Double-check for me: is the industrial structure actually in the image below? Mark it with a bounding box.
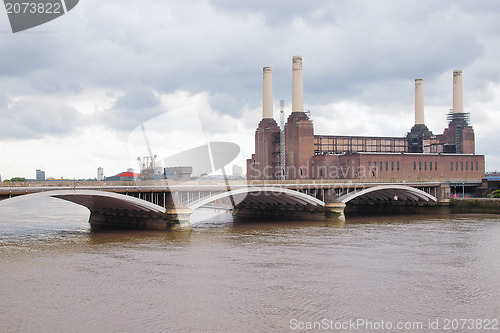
[164,166,193,181]
[247,56,485,181]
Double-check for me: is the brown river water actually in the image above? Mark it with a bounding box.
[0,196,499,332]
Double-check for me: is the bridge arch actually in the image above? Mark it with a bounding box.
[0,189,167,213]
[0,190,191,231]
[339,185,437,204]
[47,190,167,213]
[188,186,325,210]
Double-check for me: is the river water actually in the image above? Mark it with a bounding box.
[0,196,499,333]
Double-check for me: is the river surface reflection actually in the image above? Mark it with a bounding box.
[1,197,499,332]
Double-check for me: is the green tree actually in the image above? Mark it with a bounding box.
[4,177,27,182]
[493,189,500,198]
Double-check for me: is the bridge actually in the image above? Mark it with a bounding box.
[0,179,456,230]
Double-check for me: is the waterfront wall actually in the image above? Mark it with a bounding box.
[450,198,500,214]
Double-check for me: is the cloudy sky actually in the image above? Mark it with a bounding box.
[1,0,500,180]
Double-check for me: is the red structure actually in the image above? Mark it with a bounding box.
[247,57,485,181]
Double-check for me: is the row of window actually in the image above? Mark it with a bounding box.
[413,161,479,172]
[450,161,479,172]
[368,161,400,171]
[413,161,438,171]
[367,161,480,172]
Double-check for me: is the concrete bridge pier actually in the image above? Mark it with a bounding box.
[88,206,192,231]
[437,184,451,205]
[324,188,346,220]
[165,206,192,231]
[233,204,328,221]
[325,202,346,220]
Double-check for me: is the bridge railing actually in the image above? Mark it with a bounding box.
[0,177,484,188]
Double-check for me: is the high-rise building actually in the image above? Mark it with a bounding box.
[232,165,243,177]
[97,167,104,181]
[36,169,45,181]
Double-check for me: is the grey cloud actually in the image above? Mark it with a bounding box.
[113,87,158,111]
[99,87,164,132]
[0,35,61,77]
[208,0,330,25]
[0,97,80,139]
[208,92,256,117]
[1,0,500,131]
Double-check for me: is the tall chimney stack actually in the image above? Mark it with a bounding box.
[263,67,273,119]
[415,78,424,125]
[292,56,304,113]
[453,70,464,113]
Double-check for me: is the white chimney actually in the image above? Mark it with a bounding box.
[292,56,304,113]
[453,70,464,113]
[415,79,424,125]
[263,67,273,119]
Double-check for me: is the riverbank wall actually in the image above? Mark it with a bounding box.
[450,198,500,214]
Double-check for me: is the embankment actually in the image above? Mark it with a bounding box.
[450,198,500,214]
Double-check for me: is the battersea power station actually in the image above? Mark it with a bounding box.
[247,56,485,181]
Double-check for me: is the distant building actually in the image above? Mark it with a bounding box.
[232,165,243,177]
[97,167,104,181]
[36,169,45,181]
[164,167,192,181]
[154,166,164,179]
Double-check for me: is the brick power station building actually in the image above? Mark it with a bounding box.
[247,56,485,181]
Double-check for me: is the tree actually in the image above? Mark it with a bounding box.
[4,177,27,182]
[493,189,500,198]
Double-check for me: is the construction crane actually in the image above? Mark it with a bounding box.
[137,124,158,180]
